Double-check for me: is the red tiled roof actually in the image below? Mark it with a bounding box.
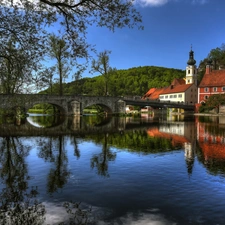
[143,78,193,99]
[160,83,193,95]
[171,78,185,86]
[150,87,167,99]
[142,87,167,100]
[142,88,156,98]
[199,70,225,87]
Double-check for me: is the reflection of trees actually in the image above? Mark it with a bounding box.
[69,136,80,159]
[86,130,180,154]
[0,137,45,224]
[0,137,30,202]
[91,134,116,177]
[37,137,56,162]
[36,136,70,193]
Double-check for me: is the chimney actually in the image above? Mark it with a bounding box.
[206,58,212,74]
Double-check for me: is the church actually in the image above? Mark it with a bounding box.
[142,48,198,105]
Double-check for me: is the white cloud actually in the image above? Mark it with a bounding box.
[135,0,209,7]
[136,0,169,6]
[191,0,208,4]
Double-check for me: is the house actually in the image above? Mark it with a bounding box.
[142,48,198,105]
[198,59,225,103]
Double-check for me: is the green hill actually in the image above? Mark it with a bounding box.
[42,66,185,96]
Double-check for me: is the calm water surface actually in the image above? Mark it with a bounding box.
[0,114,225,224]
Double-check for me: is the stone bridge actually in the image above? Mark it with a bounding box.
[0,94,195,115]
[0,94,126,115]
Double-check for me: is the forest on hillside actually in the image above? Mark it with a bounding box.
[41,66,185,97]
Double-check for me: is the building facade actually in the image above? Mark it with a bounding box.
[198,60,225,103]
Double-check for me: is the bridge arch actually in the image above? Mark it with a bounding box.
[25,101,66,114]
[80,97,116,115]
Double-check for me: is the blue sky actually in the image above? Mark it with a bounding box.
[83,0,225,77]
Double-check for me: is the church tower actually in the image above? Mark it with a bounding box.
[186,46,197,85]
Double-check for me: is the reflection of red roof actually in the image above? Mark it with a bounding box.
[197,122,225,160]
[160,83,193,95]
[198,142,225,160]
[147,127,189,146]
[199,70,225,87]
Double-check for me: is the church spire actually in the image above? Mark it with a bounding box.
[186,46,197,85]
[187,45,196,66]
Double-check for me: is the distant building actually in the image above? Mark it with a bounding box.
[142,48,198,105]
[198,59,225,103]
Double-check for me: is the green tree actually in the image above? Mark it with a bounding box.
[0,4,46,93]
[0,40,35,94]
[205,94,225,113]
[91,50,116,96]
[208,45,225,69]
[48,35,72,96]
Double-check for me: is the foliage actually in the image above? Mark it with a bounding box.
[0,4,46,93]
[198,43,225,76]
[1,0,142,59]
[91,50,116,96]
[208,44,225,69]
[207,94,225,113]
[199,94,225,113]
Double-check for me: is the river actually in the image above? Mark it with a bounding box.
[0,114,225,225]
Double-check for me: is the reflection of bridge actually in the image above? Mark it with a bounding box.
[0,116,158,137]
[0,94,195,115]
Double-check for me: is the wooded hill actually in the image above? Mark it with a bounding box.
[42,66,185,97]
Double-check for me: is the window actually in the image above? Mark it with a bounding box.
[204,87,208,92]
[174,95,177,98]
[170,95,173,98]
[178,94,182,98]
[222,87,225,91]
[204,95,208,100]
[213,87,217,92]
[160,96,164,99]
[165,95,168,99]
[188,70,190,74]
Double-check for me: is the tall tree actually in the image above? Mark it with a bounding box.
[0,5,46,93]
[48,35,72,96]
[0,39,36,94]
[91,50,116,96]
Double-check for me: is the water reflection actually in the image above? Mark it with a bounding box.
[0,136,45,224]
[1,114,225,224]
[27,114,65,128]
[91,134,116,177]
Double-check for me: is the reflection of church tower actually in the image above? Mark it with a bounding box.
[186,46,197,85]
[184,142,195,176]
